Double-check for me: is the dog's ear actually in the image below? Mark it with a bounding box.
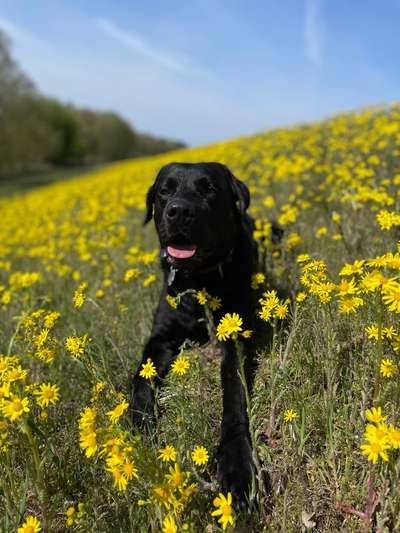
[143,183,156,225]
[230,174,250,214]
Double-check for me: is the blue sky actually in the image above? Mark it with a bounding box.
[0,0,399,145]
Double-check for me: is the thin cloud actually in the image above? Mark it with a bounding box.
[0,16,45,48]
[95,17,210,78]
[304,0,324,68]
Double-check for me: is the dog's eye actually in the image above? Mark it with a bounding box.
[195,178,214,196]
[159,178,177,197]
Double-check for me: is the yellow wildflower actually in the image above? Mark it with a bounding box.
[211,492,235,530]
[158,445,177,463]
[380,359,398,378]
[284,409,298,422]
[34,383,60,408]
[191,445,209,466]
[2,395,30,421]
[171,355,190,376]
[107,400,129,424]
[17,516,42,533]
[139,358,157,379]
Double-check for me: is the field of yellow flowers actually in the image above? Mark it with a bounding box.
[1,105,400,532]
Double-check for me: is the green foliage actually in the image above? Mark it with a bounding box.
[0,30,185,179]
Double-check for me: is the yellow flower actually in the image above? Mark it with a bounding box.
[382,279,400,313]
[66,506,75,518]
[383,326,396,339]
[284,409,298,422]
[216,313,243,341]
[79,432,98,458]
[2,395,30,421]
[34,328,50,348]
[5,365,27,382]
[65,334,90,358]
[165,463,185,488]
[263,195,275,208]
[166,295,178,309]
[0,382,10,400]
[44,311,60,329]
[158,445,177,463]
[251,272,266,289]
[143,274,156,287]
[360,439,390,463]
[79,406,97,431]
[365,406,387,424]
[91,381,105,401]
[122,459,138,480]
[196,288,209,305]
[211,492,235,530]
[73,282,88,309]
[315,226,328,238]
[387,424,400,449]
[17,515,42,533]
[336,278,359,297]
[139,358,157,379]
[286,232,302,249]
[338,296,364,314]
[275,300,289,319]
[107,400,129,424]
[361,270,386,292]
[78,407,97,457]
[191,445,209,466]
[380,359,398,378]
[297,253,311,263]
[376,209,400,230]
[365,324,379,340]
[124,268,140,282]
[171,355,190,376]
[162,514,177,533]
[296,292,307,303]
[107,465,128,491]
[339,260,365,276]
[34,383,60,408]
[259,290,290,321]
[152,484,171,507]
[364,423,388,443]
[209,296,222,311]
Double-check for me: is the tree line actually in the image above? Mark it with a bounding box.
[0,30,185,178]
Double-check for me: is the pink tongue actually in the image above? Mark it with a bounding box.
[167,245,196,259]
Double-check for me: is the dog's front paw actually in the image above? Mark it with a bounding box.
[129,378,155,430]
[217,434,255,506]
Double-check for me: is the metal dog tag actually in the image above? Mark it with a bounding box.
[168,267,177,286]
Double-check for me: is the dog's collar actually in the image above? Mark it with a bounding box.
[160,247,233,287]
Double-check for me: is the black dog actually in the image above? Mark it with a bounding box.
[130,162,272,503]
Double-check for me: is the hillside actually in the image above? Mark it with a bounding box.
[0,29,185,179]
[1,105,400,532]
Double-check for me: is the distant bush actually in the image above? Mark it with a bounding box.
[0,30,185,178]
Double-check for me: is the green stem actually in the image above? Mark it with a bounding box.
[236,342,264,501]
[21,419,49,531]
[373,295,384,403]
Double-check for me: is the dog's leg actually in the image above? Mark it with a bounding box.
[217,341,256,505]
[130,294,206,429]
[129,333,182,428]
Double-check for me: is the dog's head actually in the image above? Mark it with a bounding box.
[144,162,250,271]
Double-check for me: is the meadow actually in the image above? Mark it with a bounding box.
[1,105,400,532]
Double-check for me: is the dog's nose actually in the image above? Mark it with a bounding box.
[166,202,194,222]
